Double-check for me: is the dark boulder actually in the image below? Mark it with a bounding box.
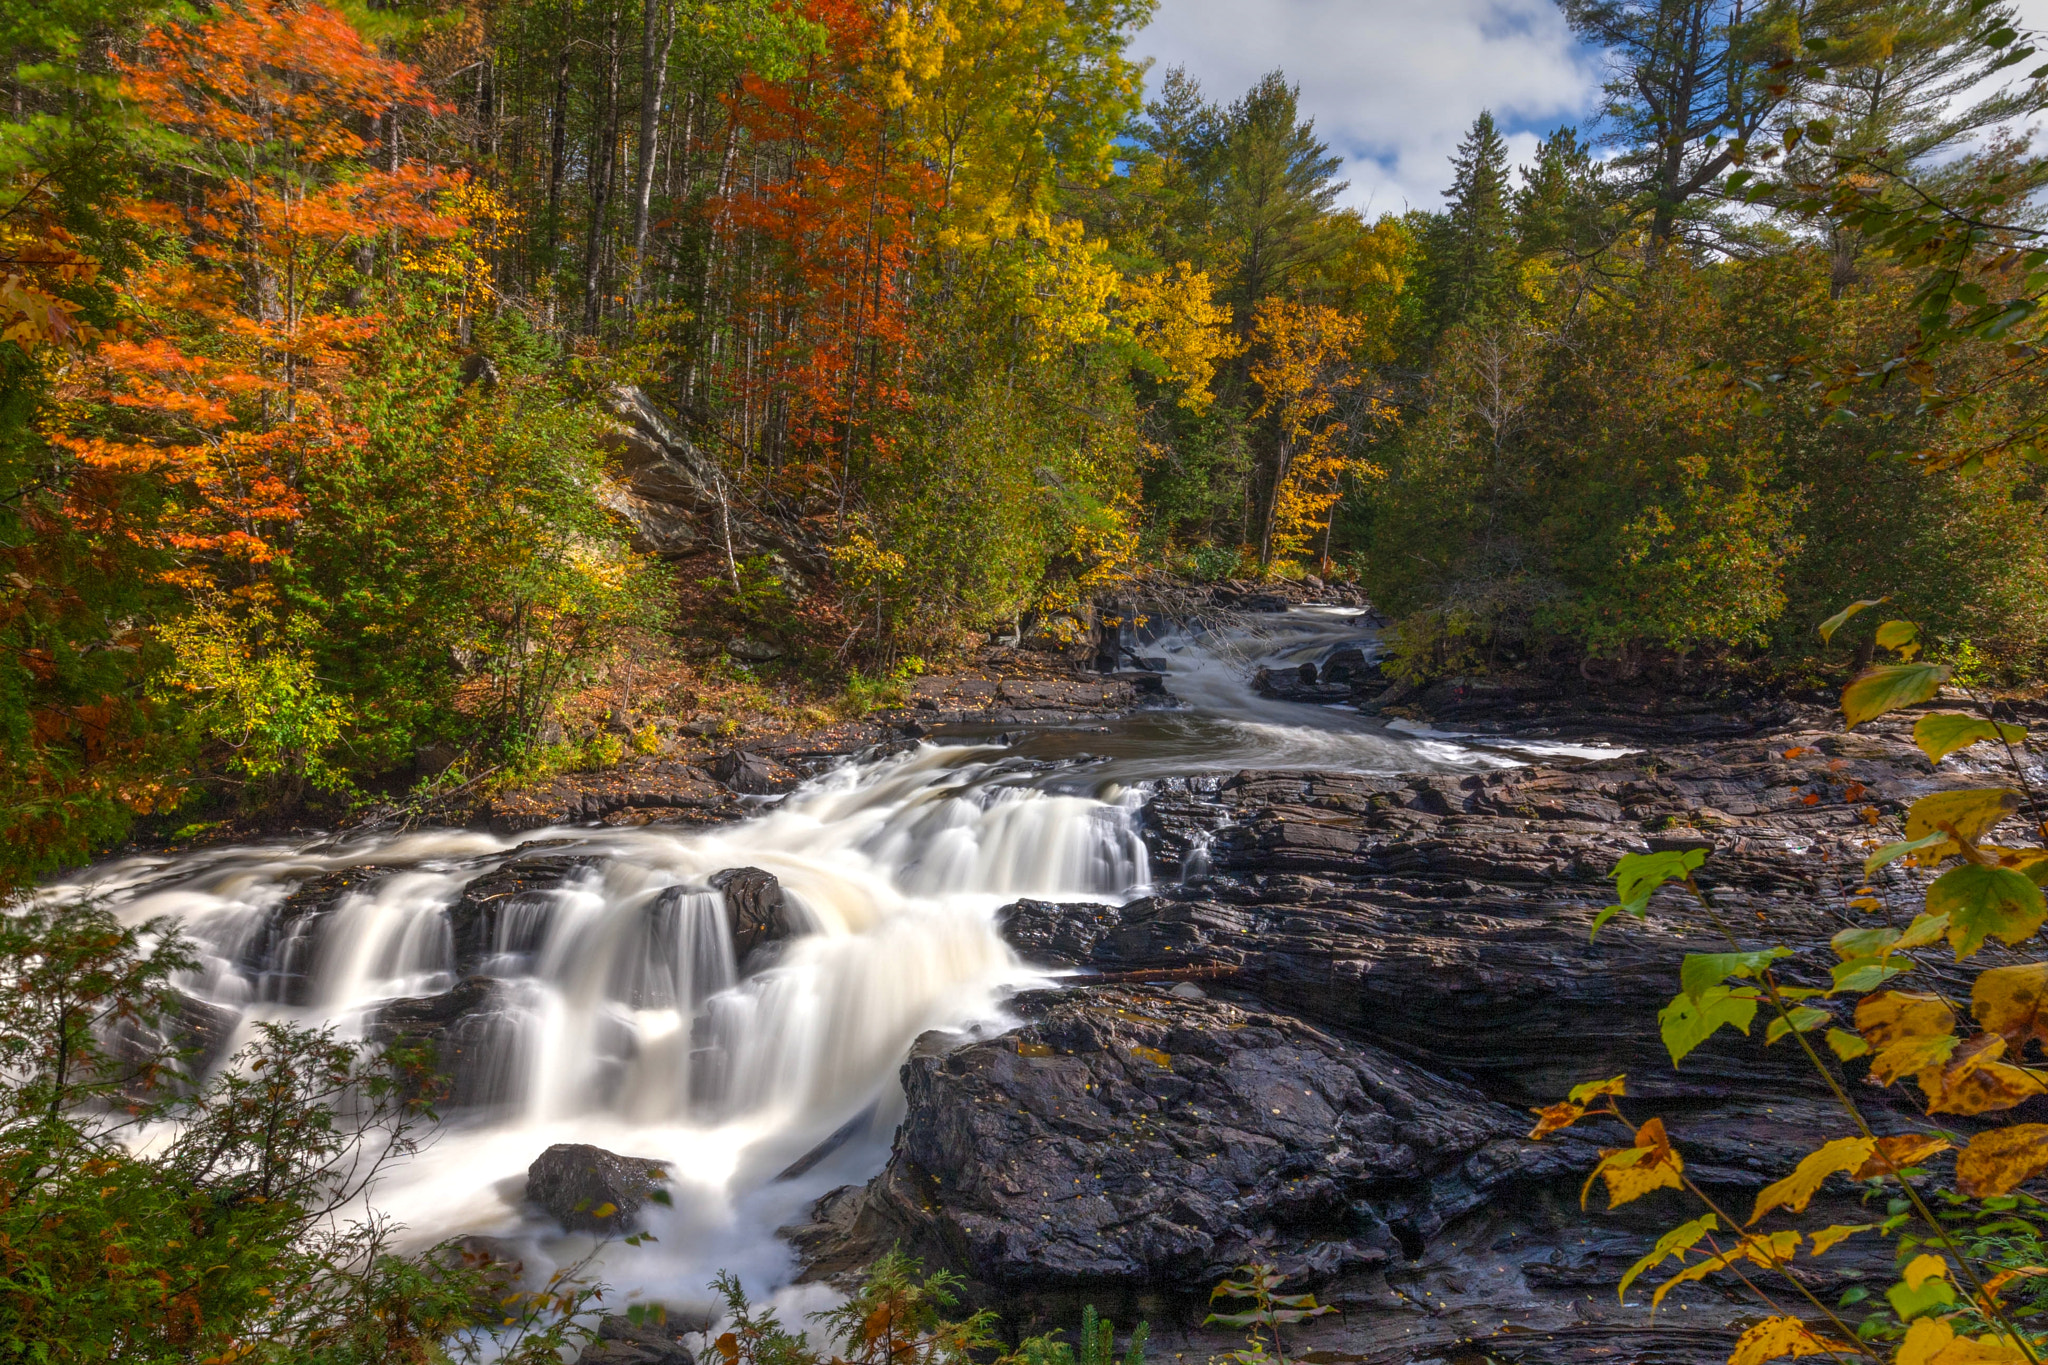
[710,867,794,959]
[577,1316,697,1365]
[245,868,390,1005]
[369,977,520,1107]
[448,854,596,976]
[790,984,1550,1292]
[710,747,800,795]
[526,1144,669,1233]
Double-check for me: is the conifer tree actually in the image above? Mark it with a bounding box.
[1211,71,1347,334]
[1423,110,1516,333]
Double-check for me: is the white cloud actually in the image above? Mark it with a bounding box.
[1130,0,1603,216]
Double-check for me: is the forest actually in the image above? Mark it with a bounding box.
[8,0,2048,1359]
[5,0,2048,871]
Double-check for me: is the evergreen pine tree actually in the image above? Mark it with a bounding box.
[1212,71,1347,331]
[1424,110,1516,333]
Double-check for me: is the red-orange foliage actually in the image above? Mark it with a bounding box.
[710,0,936,501]
[58,0,458,594]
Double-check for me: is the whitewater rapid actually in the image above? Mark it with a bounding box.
[40,611,1627,1318]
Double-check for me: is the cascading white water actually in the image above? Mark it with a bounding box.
[42,742,1150,1309]
[36,609,1627,1316]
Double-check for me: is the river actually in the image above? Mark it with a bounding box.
[41,609,1624,1321]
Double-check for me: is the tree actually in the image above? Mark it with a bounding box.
[1247,297,1379,568]
[1560,0,1863,248]
[0,902,607,1362]
[1423,110,1518,332]
[1211,72,1346,338]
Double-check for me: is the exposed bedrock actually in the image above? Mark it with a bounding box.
[790,718,2025,1362]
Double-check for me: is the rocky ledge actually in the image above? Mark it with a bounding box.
[787,707,2047,1364]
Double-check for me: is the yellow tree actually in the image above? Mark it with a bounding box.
[1248,297,1387,570]
[878,0,1147,241]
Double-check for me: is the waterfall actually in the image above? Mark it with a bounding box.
[39,743,1147,1305]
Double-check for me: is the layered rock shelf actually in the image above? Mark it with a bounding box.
[784,710,2044,1365]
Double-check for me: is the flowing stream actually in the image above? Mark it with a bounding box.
[42,610,1625,1317]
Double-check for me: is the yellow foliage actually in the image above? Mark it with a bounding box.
[1954,1124,2048,1197]
[1748,1137,1877,1224]
[1117,262,1236,410]
[1897,1317,2035,1365]
[1652,1230,1804,1307]
[1724,1315,1852,1365]
[1583,1116,1685,1209]
[1010,217,1119,361]
[1249,297,1391,562]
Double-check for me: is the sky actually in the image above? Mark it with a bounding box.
[1130,0,2048,217]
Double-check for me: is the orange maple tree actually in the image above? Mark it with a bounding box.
[709,0,937,504]
[58,0,459,597]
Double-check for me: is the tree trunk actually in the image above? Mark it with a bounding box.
[629,0,676,305]
[582,3,622,333]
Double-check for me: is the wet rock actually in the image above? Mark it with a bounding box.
[369,977,519,1107]
[598,386,721,556]
[710,748,800,795]
[1251,666,1353,704]
[483,763,740,832]
[710,866,794,960]
[794,984,1558,1293]
[244,868,390,1006]
[577,1316,697,1365]
[448,855,597,976]
[526,1143,669,1233]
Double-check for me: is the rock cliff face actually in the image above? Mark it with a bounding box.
[789,715,2030,1363]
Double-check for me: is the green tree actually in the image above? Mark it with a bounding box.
[1211,71,1347,339]
[0,901,606,1362]
[1422,109,1518,332]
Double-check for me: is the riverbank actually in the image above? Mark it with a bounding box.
[784,698,2044,1365]
[71,602,2048,1365]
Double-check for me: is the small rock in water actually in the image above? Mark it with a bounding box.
[709,747,798,794]
[577,1315,697,1365]
[526,1144,668,1233]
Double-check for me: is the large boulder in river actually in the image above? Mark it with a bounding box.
[787,984,1555,1294]
[710,867,794,959]
[526,1143,669,1233]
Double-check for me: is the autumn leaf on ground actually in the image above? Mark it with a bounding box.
[1954,1124,2048,1197]
[1915,712,2029,765]
[1583,1116,1684,1210]
[1725,1315,1853,1365]
[1748,1137,1876,1223]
